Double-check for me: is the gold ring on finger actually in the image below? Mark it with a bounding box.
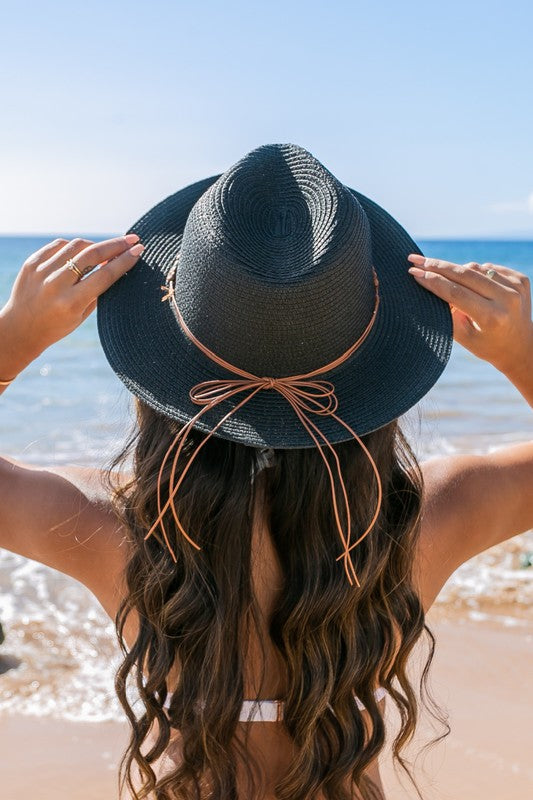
[486,268,496,279]
[65,258,84,280]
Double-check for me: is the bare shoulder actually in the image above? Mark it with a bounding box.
[416,441,533,611]
[50,462,133,505]
[0,456,133,617]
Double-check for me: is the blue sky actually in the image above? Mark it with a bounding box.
[0,0,531,238]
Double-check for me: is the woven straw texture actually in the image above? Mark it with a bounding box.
[97,143,453,448]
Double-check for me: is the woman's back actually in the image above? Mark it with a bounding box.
[134,471,389,799]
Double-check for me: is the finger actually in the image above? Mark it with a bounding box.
[74,234,141,274]
[449,305,484,349]
[407,255,512,299]
[467,261,519,290]
[74,243,145,303]
[47,234,140,283]
[409,254,524,291]
[478,261,530,290]
[24,238,70,270]
[407,266,493,326]
[37,238,95,277]
[80,298,97,321]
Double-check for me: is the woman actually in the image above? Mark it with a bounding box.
[0,144,531,800]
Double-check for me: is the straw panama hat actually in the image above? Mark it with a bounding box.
[97,143,453,449]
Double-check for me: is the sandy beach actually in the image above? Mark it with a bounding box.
[1,613,531,800]
[380,614,533,799]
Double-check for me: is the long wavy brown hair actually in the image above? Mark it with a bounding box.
[105,397,449,800]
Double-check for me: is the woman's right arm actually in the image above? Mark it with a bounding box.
[0,236,143,593]
[407,255,533,610]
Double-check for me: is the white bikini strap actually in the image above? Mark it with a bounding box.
[163,689,387,720]
[239,699,284,722]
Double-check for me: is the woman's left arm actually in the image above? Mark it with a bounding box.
[0,235,143,600]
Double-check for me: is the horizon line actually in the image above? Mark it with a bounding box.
[0,232,532,242]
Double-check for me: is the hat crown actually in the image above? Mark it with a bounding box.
[173,143,377,376]
[98,141,453,447]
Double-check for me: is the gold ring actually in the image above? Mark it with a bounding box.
[65,258,84,280]
[486,268,496,279]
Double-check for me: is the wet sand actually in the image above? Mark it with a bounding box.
[1,615,532,799]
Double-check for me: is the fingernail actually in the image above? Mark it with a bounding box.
[125,233,140,244]
[407,254,426,265]
[408,267,426,276]
[128,243,145,256]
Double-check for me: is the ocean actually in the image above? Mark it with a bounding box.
[0,236,531,721]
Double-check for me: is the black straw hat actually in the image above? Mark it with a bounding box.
[97,143,453,449]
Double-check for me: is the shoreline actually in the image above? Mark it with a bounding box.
[1,614,532,799]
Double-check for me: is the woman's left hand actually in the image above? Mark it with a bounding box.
[407,253,532,377]
[0,234,144,380]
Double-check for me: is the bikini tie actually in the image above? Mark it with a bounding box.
[145,266,382,588]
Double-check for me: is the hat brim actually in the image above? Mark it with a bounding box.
[97,175,453,448]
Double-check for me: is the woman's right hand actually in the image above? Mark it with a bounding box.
[406,254,532,380]
[0,234,144,383]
